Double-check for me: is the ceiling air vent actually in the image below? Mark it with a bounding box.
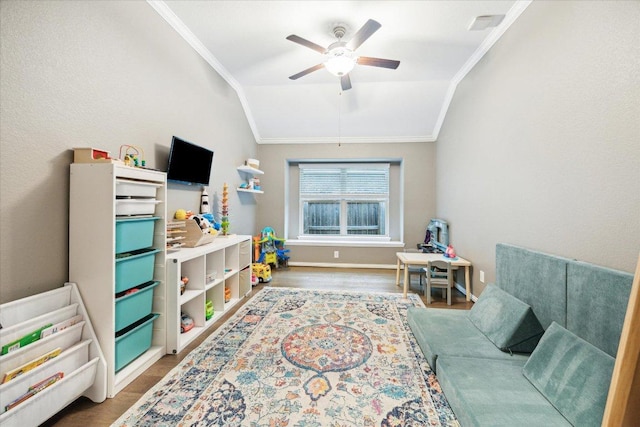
[468,14,505,31]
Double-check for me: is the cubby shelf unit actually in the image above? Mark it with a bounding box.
[166,235,252,354]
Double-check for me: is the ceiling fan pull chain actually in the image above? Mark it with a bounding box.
[338,91,342,147]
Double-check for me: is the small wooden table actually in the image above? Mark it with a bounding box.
[396,252,472,300]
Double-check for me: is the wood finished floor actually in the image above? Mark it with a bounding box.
[44,266,473,426]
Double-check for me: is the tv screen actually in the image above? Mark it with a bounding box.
[166,136,214,186]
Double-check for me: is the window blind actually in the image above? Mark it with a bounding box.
[299,164,390,197]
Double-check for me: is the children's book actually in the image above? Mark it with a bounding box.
[1,347,62,384]
[4,372,64,411]
[39,315,83,338]
[1,324,52,355]
[28,371,64,392]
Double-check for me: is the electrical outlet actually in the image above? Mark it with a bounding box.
[334,251,339,258]
[480,270,485,283]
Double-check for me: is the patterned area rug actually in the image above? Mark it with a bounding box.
[114,287,458,426]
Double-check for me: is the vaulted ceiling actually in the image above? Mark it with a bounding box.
[150,1,530,144]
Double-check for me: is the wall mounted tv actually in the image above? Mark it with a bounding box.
[166,136,214,186]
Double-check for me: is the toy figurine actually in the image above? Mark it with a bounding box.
[444,245,457,258]
[180,276,189,295]
[200,188,210,214]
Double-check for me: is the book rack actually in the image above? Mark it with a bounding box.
[0,283,106,426]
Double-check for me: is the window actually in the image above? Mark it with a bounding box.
[299,163,390,239]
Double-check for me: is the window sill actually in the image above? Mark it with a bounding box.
[286,239,405,248]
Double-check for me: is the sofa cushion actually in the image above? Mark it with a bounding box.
[437,356,571,426]
[407,307,528,374]
[566,261,633,357]
[522,322,615,427]
[496,243,569,328]
[468,285,545,353]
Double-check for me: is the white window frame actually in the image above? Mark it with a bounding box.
[298,163,391,242]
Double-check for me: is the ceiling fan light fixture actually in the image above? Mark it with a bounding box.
[325,56,356,76]
[324,46,356,76]
[287,19,399,88]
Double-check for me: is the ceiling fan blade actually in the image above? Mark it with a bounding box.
[289,63,324,80]
[340,74,352,91]
[286,35,326,54]
[347,19,382,51]
[357,56,400,69]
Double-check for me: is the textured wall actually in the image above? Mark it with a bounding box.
[0,1,257,302]
[436,1,640,296]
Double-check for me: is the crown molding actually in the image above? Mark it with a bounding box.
[147,0,262,142]
[258,135,436,145]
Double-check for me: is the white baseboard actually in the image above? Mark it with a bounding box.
[454,283,478,302]
[288,261,398,269]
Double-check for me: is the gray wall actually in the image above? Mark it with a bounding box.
[257,142,435,265]
[0,1,257,303]
[436,1,640,296]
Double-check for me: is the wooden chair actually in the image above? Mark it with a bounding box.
[425,260,453,305]
[405,249,426,291]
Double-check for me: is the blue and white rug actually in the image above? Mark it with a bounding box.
[114,287,458,426]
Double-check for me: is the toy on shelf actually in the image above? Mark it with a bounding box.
[200,188,210,214]
[73,147,119,164]
[182,218,217,247]
[179,276,189,295]
[253,227,289,269]
[119,144,146,167]
[224,286,231,303]
[221,183,230,235]
[180,312,194,333]
[205,300,214,320]
[174,209,220,248]
[167,220,187,251]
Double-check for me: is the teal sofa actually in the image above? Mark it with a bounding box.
[408,244,633,426]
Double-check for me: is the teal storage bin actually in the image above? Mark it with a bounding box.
[115,217,159,254]
[115,313,159,371]
[115,281,159,332]
[115,248,160,293]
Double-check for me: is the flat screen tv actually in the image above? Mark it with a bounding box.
[166,136,214,186]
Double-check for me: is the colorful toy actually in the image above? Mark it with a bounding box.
[444,245,457,259]
[425,218,449,253]
[205,300,214,320]
[252,263,272,283]
[180,276,189,295]
[119,144,146,167]
[254,227,289,268]
[180,312,194,333]
[224,286,231,302]
[221,183,230,235]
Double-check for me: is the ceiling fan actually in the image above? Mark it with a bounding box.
[286,19,400,91]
